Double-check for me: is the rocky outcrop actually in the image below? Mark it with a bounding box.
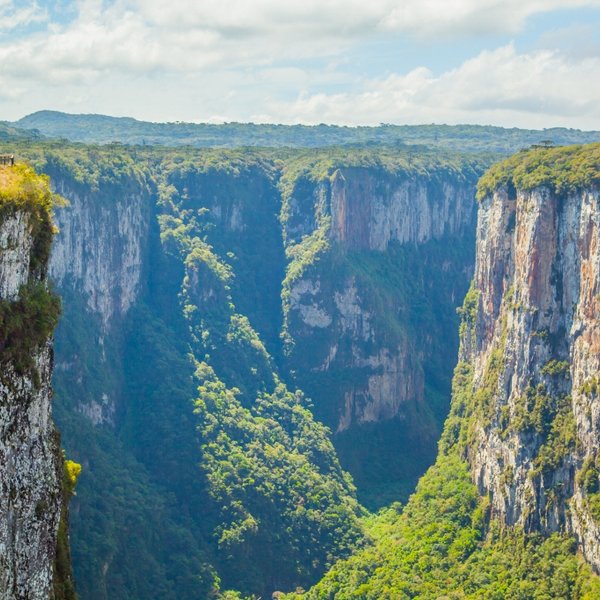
[48,177,152,428]
[0,166,74,599]
[0,212,35,300]
[0,343,61,599]
[337,344,421,431]
[461,144,600,571]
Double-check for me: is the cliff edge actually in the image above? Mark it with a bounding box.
[449,142,600,569]
[0,163,76,600]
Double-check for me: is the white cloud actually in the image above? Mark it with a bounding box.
[131,0,600,38]
[0,0,600,127]
[261,44,600,128]
[2,0,600,86]
[0,0,46,31]
[381,0,600,36]
[535,22,600,60]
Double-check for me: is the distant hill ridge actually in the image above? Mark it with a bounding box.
[11,110,600,152]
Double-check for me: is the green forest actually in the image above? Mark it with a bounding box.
[9,110,600,153]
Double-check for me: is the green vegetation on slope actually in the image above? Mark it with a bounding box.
[0,282,60,383]
[55,405,220,600]
[292,338,599,599]
[0,121,42,141]
[278,145,489,193]
[195,363,363,593]
[158,160,365,595]
[477,142,600,199]
[289,450,600,600]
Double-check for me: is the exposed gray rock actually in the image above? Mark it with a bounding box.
[0,212,33,301]
[49,182,149,329]
[329,169,474,251]
[285,168,476,432]
[290,279,332,329]
[466,185,600,571]
[0,211,63,600]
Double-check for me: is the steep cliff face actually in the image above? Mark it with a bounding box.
[456,143,600,570]
[49,182,150,329]
[281,156,482,503]
[0,340,59,600]
[0,164,75,599]
[285,166,477,429]
[48,174,152,429]
[0,212,35,300]
[328,168,475,250]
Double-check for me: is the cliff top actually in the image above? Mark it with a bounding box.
[477,142,600,200]
[0,163,62,274]
[0,163,57,215]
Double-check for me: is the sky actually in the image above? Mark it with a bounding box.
[1,0,600,128]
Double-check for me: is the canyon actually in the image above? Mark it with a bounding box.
[1,129,599,599]
[37,145,483,596]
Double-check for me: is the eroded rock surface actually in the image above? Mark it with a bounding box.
[464,181,600,571]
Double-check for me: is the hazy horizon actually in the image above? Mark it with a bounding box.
[11,108,600,132]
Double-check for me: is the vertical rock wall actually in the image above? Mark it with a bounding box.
[0,204,67,599]
[465,179,600,571]
[284,167,477,433]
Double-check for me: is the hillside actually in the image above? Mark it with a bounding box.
[13,110,600,152]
